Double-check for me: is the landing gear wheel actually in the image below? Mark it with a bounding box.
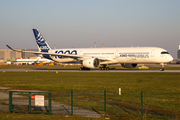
[80,67,90,71]
[159,68,164,71]
[99,66,110,70]
[159,63,165,71]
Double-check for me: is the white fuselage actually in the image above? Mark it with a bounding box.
[14,58,52,65]
[47,47,173,64]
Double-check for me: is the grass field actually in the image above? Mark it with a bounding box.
[1,72,180,92]
[0,71,180,119]
[0,112,106,120]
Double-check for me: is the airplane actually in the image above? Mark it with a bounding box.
[6,28,173,71]
[13,57,52,65]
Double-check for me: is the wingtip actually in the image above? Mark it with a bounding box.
[6,45,13,50]
[6,44,10,48]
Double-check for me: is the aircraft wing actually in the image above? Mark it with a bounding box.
[6,45,83,58]
[6,45,42,55]
[96,57,113,61]
[6,45,112,60]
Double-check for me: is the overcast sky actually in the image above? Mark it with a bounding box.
[0,0,180,58]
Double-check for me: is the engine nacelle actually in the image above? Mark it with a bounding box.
[83,58,100,68]
[121,63,137,68]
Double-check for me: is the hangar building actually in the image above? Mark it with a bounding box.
[0,49,38,62]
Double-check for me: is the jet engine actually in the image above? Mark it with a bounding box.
[121,63,137,68]
[83,58,100,68]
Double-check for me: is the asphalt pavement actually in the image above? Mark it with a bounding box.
[1,69,180,72]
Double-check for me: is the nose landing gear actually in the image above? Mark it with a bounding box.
[159,63,164,71]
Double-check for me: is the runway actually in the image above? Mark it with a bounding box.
[1,69,180,72]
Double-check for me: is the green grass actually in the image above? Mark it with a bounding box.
[0,72,180,119]
[1,72,180,92]
[0,112,107,120]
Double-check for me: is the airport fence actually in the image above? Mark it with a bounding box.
[7,90,180,119]
[52,89,180,119]
[9,91,51,114]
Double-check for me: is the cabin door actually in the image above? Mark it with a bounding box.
[151,50,155,57]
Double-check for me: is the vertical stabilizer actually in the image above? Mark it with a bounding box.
[32,29,51,52]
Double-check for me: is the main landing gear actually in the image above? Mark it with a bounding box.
[99,65,110,70]
[79,65,110,71]
[159,63,164,71]
[80,67,90,70]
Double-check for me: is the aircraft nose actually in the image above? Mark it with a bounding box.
[168,55,173,62]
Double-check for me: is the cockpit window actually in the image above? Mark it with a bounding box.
[161,51,169,54]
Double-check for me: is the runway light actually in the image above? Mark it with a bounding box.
[26,71,29,72]
[56,71,58,74]
[47,70,50,72]
[3,71,5,73]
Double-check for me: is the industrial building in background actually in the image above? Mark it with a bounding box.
[177,45,180,59]
[21,49,39,58]
[0,49,38,62]
[176,45,180,64]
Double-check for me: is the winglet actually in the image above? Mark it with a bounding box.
[6,45,13,50]
[6,45,22,52]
